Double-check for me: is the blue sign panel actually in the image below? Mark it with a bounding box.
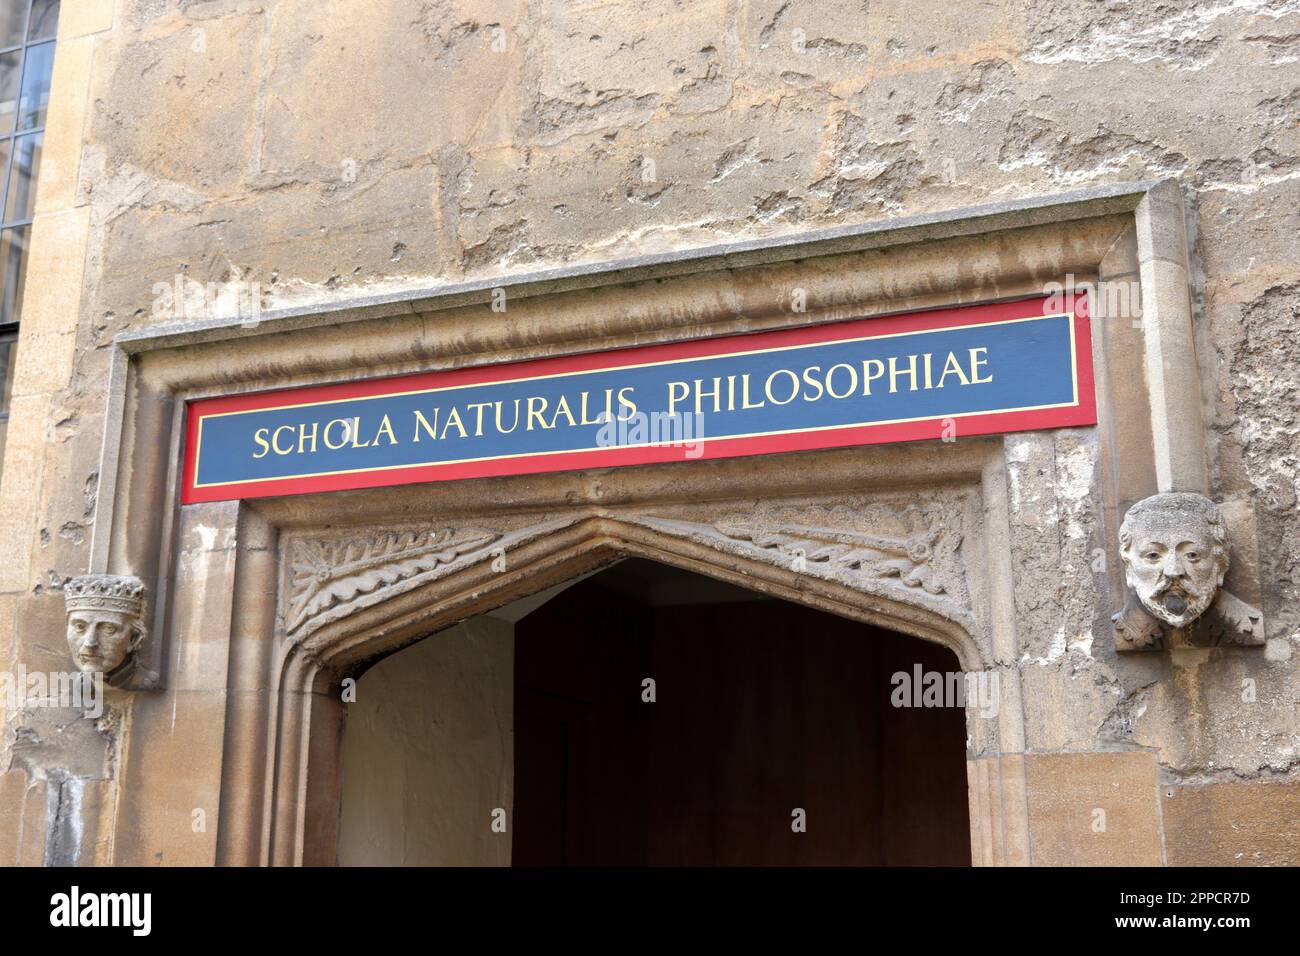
[184,298,1095,502]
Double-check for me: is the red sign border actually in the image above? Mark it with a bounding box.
[181,294,1095,504]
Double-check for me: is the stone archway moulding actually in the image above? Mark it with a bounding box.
[230,438,1017,866]
[86,180,1214,866]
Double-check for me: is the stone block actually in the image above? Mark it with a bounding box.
[262,0,526,177]
[1024,750,1162,865]
[0,769,48,865]
[36,34,96,215]
[0,394,50,593]
[112,688,229,865]
[1163,782,1300,866]
[88,11,262,193]
[58,0,116,39]
[11,206,90,396]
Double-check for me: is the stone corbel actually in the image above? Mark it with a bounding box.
[1113,493,1266,651]
[63,573,161,689]
[1111,185,1265,652]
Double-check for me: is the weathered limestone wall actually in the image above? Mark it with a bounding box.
[1,0,1298,865]
[337,617,513,866]
[0,0,121,867]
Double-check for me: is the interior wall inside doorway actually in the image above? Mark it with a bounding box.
[336,615,515,866]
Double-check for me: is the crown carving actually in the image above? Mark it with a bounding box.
[64,574,146,614]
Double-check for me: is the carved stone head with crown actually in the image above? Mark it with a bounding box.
[63,574,147,676]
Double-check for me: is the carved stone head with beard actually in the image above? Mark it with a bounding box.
[1118,493,1228,630]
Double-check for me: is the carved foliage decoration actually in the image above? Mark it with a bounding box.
[714,512,948,594]
[277,504,973,643]
[285,527,499,637]
[629,502,966,608]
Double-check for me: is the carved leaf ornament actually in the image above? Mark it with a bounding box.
[713,507,948,594]
[286,527,498,635]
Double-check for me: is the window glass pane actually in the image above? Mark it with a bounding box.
[0,331,17,415]
[5,131,40,222]
[0,137,10,219]
[0,3,26,49]
[17,40,52,130]
[28,0,58,42]
[0,49,21,134]
[0,226,29,325]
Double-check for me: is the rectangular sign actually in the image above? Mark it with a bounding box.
[182,296,1095,503]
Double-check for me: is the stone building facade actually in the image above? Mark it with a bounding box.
[0,0,1298,866]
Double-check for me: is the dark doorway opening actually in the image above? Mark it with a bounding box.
[511,558,972,866]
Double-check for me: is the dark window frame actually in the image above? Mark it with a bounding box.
[0,319,17,422]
